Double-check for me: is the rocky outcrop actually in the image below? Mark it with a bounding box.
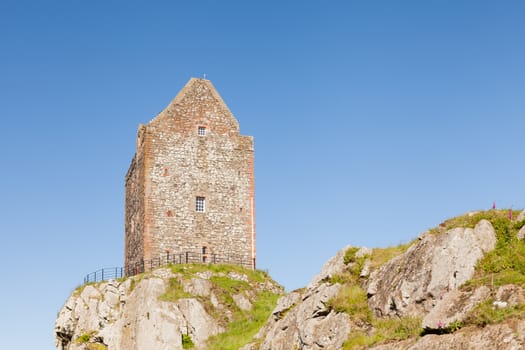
[57,211,525,350]
[370,320,525,350]
[255,283,350,350]
[241,247,374,350]
[55,267,282,350]
[367,219,496,318]
[422,286,491,329]
[247,216,505,349]
[423,284,525,330]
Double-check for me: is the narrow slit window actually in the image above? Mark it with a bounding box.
[198,126,206,136]
[196,197,205,212]
[202,246,207,262]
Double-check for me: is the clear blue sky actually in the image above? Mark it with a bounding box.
[1,1,524,349]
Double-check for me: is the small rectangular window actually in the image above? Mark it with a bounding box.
[196,197,205,212]
[198,126,206,136]
[202,246,207,262]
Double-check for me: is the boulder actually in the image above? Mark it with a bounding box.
[495,284,525,306]
[517,225,525,240]
[257,283,350,350]
[367,220,496,318]
[254,246,359,350]
[422,286,491,329]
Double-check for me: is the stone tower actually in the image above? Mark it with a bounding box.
[124,78,255,273]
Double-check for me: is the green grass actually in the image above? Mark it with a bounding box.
[182,334,195,349]
[158,278,193,302]
[344,247,361,264]
[459,210,525,289]
[327,282,422,349]
[159,263,282,348]
[86,344,107,350]
[327,285,372,324]
[209,275,250,294]
[328,244,421,347]
[464,299,525,327]
[342,316,422,349]
[75,331,97,344]
[160,265,266,304]
[369,242,414,272]
[128,273,146,293]
[329,247,371,286]
[206,291,281,350]
[344,247,369,276]
[168,263,270,284]
[429,209,523,235]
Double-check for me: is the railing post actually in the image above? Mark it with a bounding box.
[186,252,189,264]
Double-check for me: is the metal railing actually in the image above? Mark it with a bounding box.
[82,251,255,284]
[83,267,124,284]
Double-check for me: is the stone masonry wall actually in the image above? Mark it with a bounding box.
[125,78,255,272]
[124,126,146,271]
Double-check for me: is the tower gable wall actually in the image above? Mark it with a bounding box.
[124,79,255,271]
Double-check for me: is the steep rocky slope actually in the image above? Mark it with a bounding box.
[56,209,525,349]
[55,265,282,350]
[244,209,525,349]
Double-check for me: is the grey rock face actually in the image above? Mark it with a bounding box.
[396,321,525,350]
[55,273,222,350]
[57,214,515,350]
[422,286,491,329]
[370,320,525,350]
[495,284,525,306]
[367,220,496,318]
[257,283,350,350]
[517,225,525,240]
[55,268,281,350]
[252,247,358,350]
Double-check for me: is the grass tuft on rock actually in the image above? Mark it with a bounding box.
[342,316,422,349]
[206,291,280,350]
[327,285,372,324]
[461,210,525,289]
[182,334,195,349]
[464,299,525,327]
[158,278,192,302]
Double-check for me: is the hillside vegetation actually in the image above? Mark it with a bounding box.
[57,263,283,350]
[328,209,525,349]
[57,209,525,350]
